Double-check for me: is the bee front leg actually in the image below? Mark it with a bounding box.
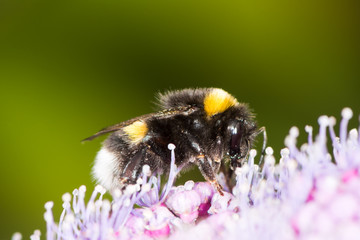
[230,157,244,170]
[220,157,235,191]
[196,154,224,196]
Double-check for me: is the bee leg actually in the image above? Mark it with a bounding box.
[230,158,243,171]
[196,154,224,196]
[121,144,162,186]
[256,126,267,167]
[121,149,145,185]
[213,158,221,173]
[220,160,235,191]
[230,137,252,171]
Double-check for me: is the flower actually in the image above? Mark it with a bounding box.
[14,108,360,239]
[165,180,201,223]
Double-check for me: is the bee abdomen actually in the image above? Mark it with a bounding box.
[92,147,121,190]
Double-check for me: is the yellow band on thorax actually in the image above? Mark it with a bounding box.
[204,88,238,117]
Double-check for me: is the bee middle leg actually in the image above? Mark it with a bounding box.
[196,154,224,196]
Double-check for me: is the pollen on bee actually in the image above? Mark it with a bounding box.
[123,120,148,143]
[204,88,238,117]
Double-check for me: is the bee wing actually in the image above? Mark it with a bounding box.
[82,106,198,142]
[82,113,154,142]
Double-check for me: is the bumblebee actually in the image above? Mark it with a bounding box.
[84,88,265,194]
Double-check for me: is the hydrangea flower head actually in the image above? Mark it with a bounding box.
[13,108,360,239]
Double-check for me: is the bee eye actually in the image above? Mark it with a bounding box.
[229,120,247,159]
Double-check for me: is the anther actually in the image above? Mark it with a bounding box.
[62,193,71,202]
[289,127,299,137]
[280,148,290,158]
[249,149,257,158]
[328,117,336,126]
[168,143,176,150]
[305,125,312,133]
[44,201,54,210]
[79,185,86,193]
[95,185,105,194]
[142,165,151,176]
[318,115,329,126]
[265,147,274,155]
[342,107,353,120]
[184,180,195,190]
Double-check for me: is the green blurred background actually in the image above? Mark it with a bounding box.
[0,0,359,238]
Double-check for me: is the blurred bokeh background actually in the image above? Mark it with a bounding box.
[0,0,359,238]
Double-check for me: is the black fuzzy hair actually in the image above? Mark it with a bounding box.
[156,88,212,109]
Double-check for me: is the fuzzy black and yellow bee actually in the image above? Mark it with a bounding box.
[84,88,266,194]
